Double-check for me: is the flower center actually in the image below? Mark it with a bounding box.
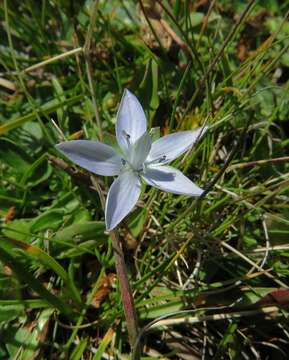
[121,154,168,176]
[119,131,167,175]
[121,157,143,174]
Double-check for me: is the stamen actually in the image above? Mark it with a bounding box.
[146,155,167,166]
[121,158,126,166]
[122,130,131,146]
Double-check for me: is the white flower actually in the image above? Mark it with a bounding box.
[56,89,207,231]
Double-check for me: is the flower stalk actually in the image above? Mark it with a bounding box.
[109,230,139,347]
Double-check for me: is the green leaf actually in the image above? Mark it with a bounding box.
[0,304,25,323]
[2,219,32,241]
[0,138,31,172]
[92,327,115,360]
[71,337,88,360]
[30,209,65,233]
[0,299,50,309]
[57,240,99,258]
[20,154,53,187]
[7,237,81,301]
[216,322,238,354]
[189,12,204,27]
[52,76,66,124]
[53,221,106,244]
[139,59,159,124]
[139,300,185,320]
[0,244,75,318]
[5,309,54,360]
[0,95,83,135]
[128,208,148,237]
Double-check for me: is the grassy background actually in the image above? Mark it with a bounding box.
[0,0,289,358]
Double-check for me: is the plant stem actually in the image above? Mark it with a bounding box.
[22,47,83,74]
[83,0,103,141]
[110,230,139,347]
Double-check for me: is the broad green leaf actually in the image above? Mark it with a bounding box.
[30,209,65,233]
[0,138,31,172]
[2,219,32,241]
[53,221,106,244]
[57,240,100,258]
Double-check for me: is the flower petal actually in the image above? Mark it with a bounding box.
[128,132,152,170]
[105,171,141,230]
[116,89,147,150]
[142,165,204,196]
[56,140,122,176]
[146,127,208,164]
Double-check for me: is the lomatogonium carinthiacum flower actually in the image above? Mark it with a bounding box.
[56,89,207,230]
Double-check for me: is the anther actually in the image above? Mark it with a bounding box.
[122,130,131,146]
[121,158,126,166]
[146,155,167,166]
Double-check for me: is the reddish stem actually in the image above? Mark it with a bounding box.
[109,230,139,349]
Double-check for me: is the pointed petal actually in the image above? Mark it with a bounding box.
[147,127,208,164]
[128,132,151,170]
[56,140,122,176]
[105,171,141,230]
[116,89,147,150]
[142,165,203,196]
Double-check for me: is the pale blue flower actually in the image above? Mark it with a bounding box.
[56,89,207,230]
